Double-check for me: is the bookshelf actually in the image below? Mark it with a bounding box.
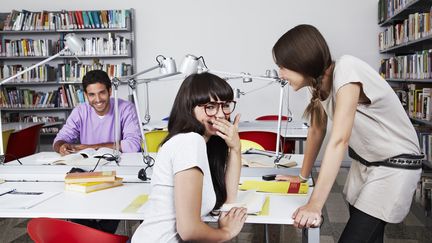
[0,9,136,151]
[378,0,432,216]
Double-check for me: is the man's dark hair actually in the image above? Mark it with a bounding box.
[82,70,112,92]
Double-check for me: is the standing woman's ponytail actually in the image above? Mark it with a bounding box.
[273,24,332,127]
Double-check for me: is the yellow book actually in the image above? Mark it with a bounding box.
[239,180,308,194]
[64,170,116,184]
[65,177,123,193]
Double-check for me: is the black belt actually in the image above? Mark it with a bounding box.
[348,147,423,170]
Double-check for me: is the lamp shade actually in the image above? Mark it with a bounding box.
[64,33,84,54]
[179,54,204,75]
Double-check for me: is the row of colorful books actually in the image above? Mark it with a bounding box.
[0,64,56,82]
[380,49,432,80]
[0,62,132,82]
[0,85,86,108]
[0,33,131,57]
[1,9,131,31]
[378,0,415,23]
[379,9,432,51]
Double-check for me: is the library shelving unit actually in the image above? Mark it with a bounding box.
[0,9,136,150]
[378,0,432,217]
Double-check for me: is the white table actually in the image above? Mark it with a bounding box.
[0,179,318,243]
[0,152,318,242]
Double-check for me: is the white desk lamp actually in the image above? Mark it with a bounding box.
[110,55,179,164]
[0,34,84,164]
[179,54,289,160]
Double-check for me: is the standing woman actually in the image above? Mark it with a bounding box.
[132,72,247,243]
[272,24,422,242]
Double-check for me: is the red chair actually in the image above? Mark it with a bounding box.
[27,218,129,243]
[239,131,294,153]
[256,115,289,121]
[254,116,295,153]
[5,124,43,162]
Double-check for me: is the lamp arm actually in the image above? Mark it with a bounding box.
[120,64,160,82]
[0,47,68,85]
[135,72,181,84]
[206,68,283,82]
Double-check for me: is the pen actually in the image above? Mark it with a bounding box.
[0,189,16,196]
[10,191,43,195]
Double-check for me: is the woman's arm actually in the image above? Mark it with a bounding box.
[293,83,360,228]
[276,109,327,182]
[175,168,246,242]
[212,114,242,203]
[301,116,327,178]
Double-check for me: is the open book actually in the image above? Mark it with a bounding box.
[242,154,297,168]
[219,190,267,215]
[38,147,119,166]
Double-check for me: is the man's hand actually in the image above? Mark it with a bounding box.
[58,143,75,156]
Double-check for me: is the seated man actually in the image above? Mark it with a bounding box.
[53,69,141,155]
[53,70,141,234]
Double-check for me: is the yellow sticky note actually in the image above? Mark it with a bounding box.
[122,194,149,213]
[258,196,270,216]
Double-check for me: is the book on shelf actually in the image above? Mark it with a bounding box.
[239,180,309,194]
[1,9,131,31]
[64,170,116,184]
[65,176,123,193]
[37,147,118,166]
[219,190,267,215]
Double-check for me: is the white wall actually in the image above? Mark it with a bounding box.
[1,0,380,160]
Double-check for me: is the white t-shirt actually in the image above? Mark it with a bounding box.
[132,132,216,243]
[320,55,421,223]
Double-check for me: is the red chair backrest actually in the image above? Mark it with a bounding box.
[239,131,295,153]
[5,124,43,162]
[256,115,289,121]
[27,218,129,243]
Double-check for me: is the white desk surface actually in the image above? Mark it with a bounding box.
[0,179,312,225]
[2,152,305,182]
[0,152,318,242]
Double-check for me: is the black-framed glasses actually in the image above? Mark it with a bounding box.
[198,101,237,116]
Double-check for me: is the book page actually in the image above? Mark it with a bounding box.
[51,153,85,165]
[219,190,266,214]
[93,147,118,158]
[242,154,297,168]
[77,148,97,158]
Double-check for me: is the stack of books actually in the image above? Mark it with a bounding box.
[64,171,123,193]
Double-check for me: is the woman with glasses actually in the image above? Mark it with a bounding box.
[132,72,247,243]
[272,24,422,243]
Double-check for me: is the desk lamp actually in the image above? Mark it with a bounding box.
[179,54,289,160]
[0,34,84,164]
[110,55,179,165]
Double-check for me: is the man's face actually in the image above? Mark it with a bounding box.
[84,83,112,115]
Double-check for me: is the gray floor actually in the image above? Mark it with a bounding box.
[1,168,431,243]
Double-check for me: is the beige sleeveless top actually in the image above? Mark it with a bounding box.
[320,55,421,223]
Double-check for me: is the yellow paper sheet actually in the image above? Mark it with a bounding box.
[122,194,149,213]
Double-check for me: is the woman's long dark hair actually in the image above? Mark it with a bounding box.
[162,72,234,210]
[273,24,332,126]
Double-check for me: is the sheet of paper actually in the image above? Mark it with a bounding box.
[0,191,61,209]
